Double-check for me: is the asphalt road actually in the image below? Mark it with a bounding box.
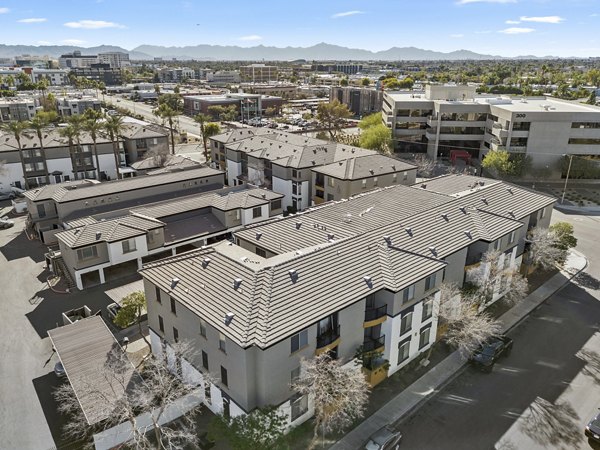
[396,210,600,450]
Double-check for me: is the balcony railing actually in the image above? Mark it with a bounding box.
[363,335,385,353]
[316,325,341,349]
[364,305,387,322]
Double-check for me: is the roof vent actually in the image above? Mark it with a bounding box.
[429,246,437,256]
[369,169,375,175]
[392,164,396,170]
[405,227,413,237]
[170,277,180,289]
[295,221,302,230]
[441,213,449,222]
[224,312,234,326]
[327,233,335,241]
[233,278,243,289]
[363,276,373,288]
[464,230,472,239]
[479,181,485,186]
[508,210,515,217]
[481,197,488,204]
[383,235,392,246]
[507,187,513,194]
[74,229,80,234]
[289,269,298,282]
[95,232,102,240]
[459,206,467,214]
[202,257,211,268]
[421,183,427,189]
[295,250,303,256]
[256,232,262,240]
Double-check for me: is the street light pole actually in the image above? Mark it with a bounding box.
[561,154,574,204]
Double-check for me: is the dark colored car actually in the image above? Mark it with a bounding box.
[469,335,513,372]
[364,426,402,450]
[585,410,600,442]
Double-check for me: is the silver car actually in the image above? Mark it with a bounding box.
[0,217,14,229]
[364,426,402,450]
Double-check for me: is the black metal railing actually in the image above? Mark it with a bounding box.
[364,305,387,322]
[316,325,340,349]
[363,335,385,353]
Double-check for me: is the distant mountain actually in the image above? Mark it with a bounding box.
[0,44,152,61]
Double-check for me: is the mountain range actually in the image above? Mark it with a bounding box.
[0,42,558,61]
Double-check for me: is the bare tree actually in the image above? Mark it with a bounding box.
[520,397,580,449]
[146,148,169,168]
[292,353,370,450]
[54,341,205,449]
[527,227,567,270]
[413,154,437,178]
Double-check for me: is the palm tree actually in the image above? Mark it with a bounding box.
[153,104,177,155]
[193,113,221,162]
[1,120,30,188]
[28,113,52,185]
[103,114,126,180]
[58,124,81,180]
[83,109,104,180]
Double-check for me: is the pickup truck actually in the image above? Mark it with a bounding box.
[469,335,513,372]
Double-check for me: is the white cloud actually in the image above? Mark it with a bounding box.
[456,0,516,4]
[505,19,520,24]
[18,17,47,23]
[61,39,86,45]
[450,34,464,38]
[238,35,262,41]
[499,27,535,34]
[0,7,9,13]
[591,13,599,17]
[331,10,364,18]
[37,40,52,45]
[519,15,564,23]
[64,20,125,29]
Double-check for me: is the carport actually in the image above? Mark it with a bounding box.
[104,259,140,283]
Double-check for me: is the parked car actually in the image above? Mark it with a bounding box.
[54,361,66,378]
[106,302,122,322]
[585,410,600,442]
[469,335,513,372]
[364,426,402,450]
[0,217,14,229]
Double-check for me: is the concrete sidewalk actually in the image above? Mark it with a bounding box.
[331,250,588,450]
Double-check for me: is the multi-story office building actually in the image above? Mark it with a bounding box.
[0,98,39,122]
[315,63,364,75]
[240,64,278,83]
[15,55,53,68]
[30,68,70,85]
[139,174,555,425]
[183,94,283,119]
[56,96,102,117]
[157,67,196,82]
[330,86,384,118]
[206,71,241,84]
[210,127,416,211]
[383,84,600,178]
[97,52,130,69]
[58,51,98,69]
[70,64,123,86]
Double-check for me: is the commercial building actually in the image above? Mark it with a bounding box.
[98,52,130,69]
[331,86,384,118]
[206,71,241,84]
[139,173,555,426]
[183,94,283,119]
[58,51,98,69]
[30,68,70,86]
[55,184,283,289]
[315,63,364,75]
[240,64,278,83]
[383,84,600,177]
[157,67,196,82]
[70,64,123,86]
[209,127,416,211]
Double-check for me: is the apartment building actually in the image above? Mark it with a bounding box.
[55,184,283,289]
[24,166,225,243]
[330,86,384,118]
[0,98,39,122]
[240,64,278,83]
[139,174,555,425]
[97,52,130,69]
[58,51,98,69]
[183,94,283,119]
[209,127,417,211]
[382,84,600,178]
[120,120,170,164]
[70,64,123,86]
[56,96,102,117]
[157,67,196,83]
[240,83,299,99]
[30,68,70,86]
[315,63,364,75]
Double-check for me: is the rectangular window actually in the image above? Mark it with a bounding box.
[362,179,367,188]
[170,297,177,315]
[255,247,267,258]
[271,199,282,210]
[419,326,432,349]
[199,318,207,337]
[173,327,179,343]
[327,193,334,201]
[422,297,434,321]
[509,230,516,244]
[219,332,227,353]
[373,177,378,186]
[221,366,228,387]
[397,339,411,365]
[403,172,408,181]
[328,177,335,187]
[400,311,413,335]
[291,394,309,421]
[291,329,308,353]
[494,239,501,251]
[291,367,301,385]
[402,285,415,303]
[202,350,209,371]
[425,273,436,291]
[392,173,397,183]
[252,206,262,219]
[36,204,46,218]
[540,208,546,219]
[122,238,137,254]
[155,286,161,303]
[158,315,164,333]
[77,245,98,261]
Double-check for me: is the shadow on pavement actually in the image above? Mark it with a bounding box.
[519,397,580,449]
[574,272,600,291]
[0,229,47,263]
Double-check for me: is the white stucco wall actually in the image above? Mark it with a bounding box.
[0,162,24,189]
[107,235,148,265]
[272,176,293,209]
[226,160,242,186]
[241,204,269,225]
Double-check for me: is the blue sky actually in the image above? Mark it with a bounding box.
[0,0,598,57]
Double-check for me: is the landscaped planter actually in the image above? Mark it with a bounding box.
[362,363,388,387]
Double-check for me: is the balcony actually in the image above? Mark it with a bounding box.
[315,325,341,355]
[362,335,385,353]
[364,305,387,328]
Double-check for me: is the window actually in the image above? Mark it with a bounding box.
[403,172,408,181]
[255,247,267,258]
[219,332,227,353]
[291,367,301,385]
[252,206,262,219]
[419,326,432,349]
[173,327,179,342]
[292,169,301,178]
[328,177,335,187]
[291,394,309,421]
[77,245,98,261]
[291,329,308,353]
[202,350,209,371]
[373,177,378,186]
[397,339,411,365]
[494,239,501,251]
[292,182,302,195]
[400,311,413,335]
[422,297,434,321]
[170,297,177,315]
[221,366,228,387]
[425,273,436,291]
[402,285,415,304]
[362,179,367,189]
[509,230,516,244]
[199,318,207,337]
[271,199,282,210]
[155,286,161,303]
[36,204,46,218]
[158,315,164,333]
[540,207,546,219]
[392,173,397,183]
[122,238,137,254]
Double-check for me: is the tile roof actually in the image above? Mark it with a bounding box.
[312,154,416,180]
[0,128,111,153]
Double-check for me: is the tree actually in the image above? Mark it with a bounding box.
[293,353,370,449]
[413,154,437,178]
[527,223,576,269]
[0,120,30,187]
[58,124,81,180]
[54,341,204,449]
[359,124,391,154]
[316,99,352,141]
[83,109,104,180]
[361,78,370,87]
[340,77,349,87]
[207,105,237,122]
[153,104,178,155]
[587,90,597,105]
[398,77,414,89]
[482,150,513,177]
[358,113,382,130]
[28,113,53,185]
[383,78,401,90]
[210,406,287,450]
[549,222,577,255]
[103,114,126,180]
[113,291,149,346]
[194,113,220,162]
[158,93,183,113]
